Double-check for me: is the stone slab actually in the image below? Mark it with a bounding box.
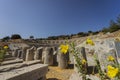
[4,57,16,61]
[1,59,23,66]
[0,60,42,72]
[0,64,48,80]
[23,60,41,66]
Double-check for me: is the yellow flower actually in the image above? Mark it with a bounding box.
[86,38,94,46]
[4,46,8,49]
[82,59,86,65]
[60,44,69,54]
[107,56,115,61]
[107,65,119,78]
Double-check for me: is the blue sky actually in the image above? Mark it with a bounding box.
[0,0,120,39]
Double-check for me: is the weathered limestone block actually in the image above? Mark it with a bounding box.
[69,51,74,64]
[58,53,69,69]
[96,40,118,71]
[0,64,48,80]
[108,49,118,63]
[42,47,53,65]
[53,47,58,65]
[22,47,30,61]
[17,49,23,59]
[26,46,36,61]
[34,47,43,60]
[80,47,88,66]
[74,47,88,72]
[113,41,120,63]
[57,48,69,69]
[12,49,20,57]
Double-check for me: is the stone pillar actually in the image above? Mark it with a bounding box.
[26,46,36,61]
[12,49,19,57]
[58,49,69,69]
[108,49,118,64]
[58,53,69,69]
[80,47,87,62]
[74,47,88,72]
[34,47,43,60]
[22,47,30,61]
[42,47,53,66]
[17,49,23,59]
[53,47,58,65]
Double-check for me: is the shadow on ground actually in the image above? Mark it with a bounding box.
[67,64,74,69]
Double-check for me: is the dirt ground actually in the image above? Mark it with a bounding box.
[46,64,74,80]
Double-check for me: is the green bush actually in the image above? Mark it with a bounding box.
[0,50,5,62]
[11,34,22,39]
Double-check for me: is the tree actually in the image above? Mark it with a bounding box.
[109,20,120,32]
[117,14,120,25]
[11,34,22,39]
[88,31,93,33]
[88,30,93,35]
[29,36,34,39]
[93,31,99,35]
[77,32,88,37]
[102,27,109,33]
[2,36,10,42]
[77,32,84,35]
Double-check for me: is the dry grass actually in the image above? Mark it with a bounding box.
[46,64,74,80]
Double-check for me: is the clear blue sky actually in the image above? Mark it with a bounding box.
[0,0,120,39]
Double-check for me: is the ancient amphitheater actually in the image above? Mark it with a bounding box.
[0,30,120,80]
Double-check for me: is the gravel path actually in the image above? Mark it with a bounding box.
[46,65,74,80]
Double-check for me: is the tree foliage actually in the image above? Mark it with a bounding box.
[102,19,120,33]
[11,34,22,39]
[2,36,10,42]
[45,14,120,40]
[29,36,34,39]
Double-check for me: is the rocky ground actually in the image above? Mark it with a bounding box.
[46,64,74,80]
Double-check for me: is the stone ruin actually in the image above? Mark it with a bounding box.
[34,47,43,60]
[70,38,120,80]
[0,42,65,80]
[26,46,36,61]
[1,37,120,80]
[42,47,54,65]
[0,43,49,80]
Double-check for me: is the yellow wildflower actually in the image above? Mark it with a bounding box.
[86,38,94,46]
[107,65,119,78]
[60,44,69,54]
[107,56,115,61]
[4,46,8,49]
[82,59,86,65]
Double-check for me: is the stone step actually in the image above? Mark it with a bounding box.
[0,60,41,72]
[0,63,27,72]
[24,60,42,66]
[4,54,13,58]
[0,59,23,66]
[0,64,48,80]
[4,57,16,61]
